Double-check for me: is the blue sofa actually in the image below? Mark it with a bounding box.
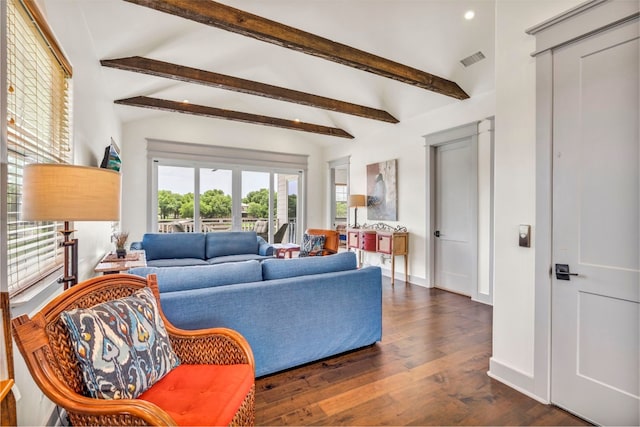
[129,251,382,377]
[130,231,274,267]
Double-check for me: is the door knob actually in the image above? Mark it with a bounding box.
[555,264,579,280]
[434,230,440,237]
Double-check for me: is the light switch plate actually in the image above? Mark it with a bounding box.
[519,224,531,248]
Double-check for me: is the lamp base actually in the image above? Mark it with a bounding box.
[351,207,360,229]
[58,223,78,289]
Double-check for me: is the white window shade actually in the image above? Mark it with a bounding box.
[5,0,72,295]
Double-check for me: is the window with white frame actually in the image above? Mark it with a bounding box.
[335,184,347,220]
[4,0,72,296]
[148,140,307,243]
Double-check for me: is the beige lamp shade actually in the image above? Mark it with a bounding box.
[21,164,121,221]
[349,194,366,207]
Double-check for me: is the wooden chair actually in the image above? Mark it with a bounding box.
[272,223,289,243]
[305,228,340,256]
[12,274,255,426]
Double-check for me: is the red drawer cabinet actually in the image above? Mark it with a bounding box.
[347,229,409,285]
[360,230,377,251]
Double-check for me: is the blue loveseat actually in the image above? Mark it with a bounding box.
[129,251,382,377]
[130,231,274,267]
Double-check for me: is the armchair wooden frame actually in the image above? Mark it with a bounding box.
[12,274,255,426]
[305,228,339,256]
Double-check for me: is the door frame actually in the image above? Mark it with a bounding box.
[328,156,350,229]
[424,120,494,304]
[529,0,640,403]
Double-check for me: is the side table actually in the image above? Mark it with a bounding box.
[95,250,147,274]
[272,243,300,258]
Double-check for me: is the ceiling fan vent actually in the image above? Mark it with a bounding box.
[460,51,485,67]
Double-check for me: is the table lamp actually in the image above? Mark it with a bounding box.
[21,164,121,289]
[349,194,366,228]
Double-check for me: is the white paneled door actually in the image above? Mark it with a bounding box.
[434,139,477,296]
[551,19,639,426]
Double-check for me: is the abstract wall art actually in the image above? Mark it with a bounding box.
[366,159,397,221]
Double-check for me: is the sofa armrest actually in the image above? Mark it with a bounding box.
[257,237,274,256]
[130,241,142,250]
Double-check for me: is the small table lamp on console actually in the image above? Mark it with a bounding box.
[21,164,121,289]
[349,194,366,228]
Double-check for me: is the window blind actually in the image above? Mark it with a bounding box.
[6,0,72,295]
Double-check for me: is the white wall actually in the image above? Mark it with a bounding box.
[9,1,123,425]
[324,91,495,285]
[120,113,325,243]
[36,0,124,284]
[489,0,584,400]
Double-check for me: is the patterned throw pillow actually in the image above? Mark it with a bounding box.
[60,287,180,400]
[299,233,326,257]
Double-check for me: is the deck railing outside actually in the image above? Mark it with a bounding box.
[157,219,297,243]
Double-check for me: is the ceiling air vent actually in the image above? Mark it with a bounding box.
[460,51,485,67]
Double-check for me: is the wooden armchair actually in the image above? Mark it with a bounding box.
[305,228,340,256]
[12,274,255,426]
[272,223,289,243]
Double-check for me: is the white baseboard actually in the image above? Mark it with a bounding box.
[488,358,549,404]
[379,268,427,287]
[472,293,493,306]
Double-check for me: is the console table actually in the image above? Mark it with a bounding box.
[347,229,409,285]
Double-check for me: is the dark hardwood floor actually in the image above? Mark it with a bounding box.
[255,279,589,426]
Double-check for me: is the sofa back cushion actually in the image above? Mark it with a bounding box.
[262,251,357,281]
[128,260,263,293]
[205,231,259,259]
[142,233,206,261]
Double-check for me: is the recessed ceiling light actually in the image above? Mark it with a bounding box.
[294,118,301,123]
[182,99,190,104]
[464,10,475,20]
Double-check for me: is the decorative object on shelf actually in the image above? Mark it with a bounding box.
[366,159,397,221]
[348,194,366,228]
[99,138,121,171]
[21,164,121,289]
[112,231,129,258]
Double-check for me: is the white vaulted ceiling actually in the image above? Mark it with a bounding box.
[40,0,495,145]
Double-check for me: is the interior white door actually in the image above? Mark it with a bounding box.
[434,139,477,296]
[551,20,639,426]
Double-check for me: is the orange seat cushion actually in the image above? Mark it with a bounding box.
[137,364,253,426]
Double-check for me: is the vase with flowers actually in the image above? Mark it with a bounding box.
[112,231,129,258]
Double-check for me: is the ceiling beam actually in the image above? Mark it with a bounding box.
[123,0,470,100]
[101,56,399,123]
[114,96,354,139]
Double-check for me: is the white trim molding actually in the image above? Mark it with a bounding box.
[488,358,546,404]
